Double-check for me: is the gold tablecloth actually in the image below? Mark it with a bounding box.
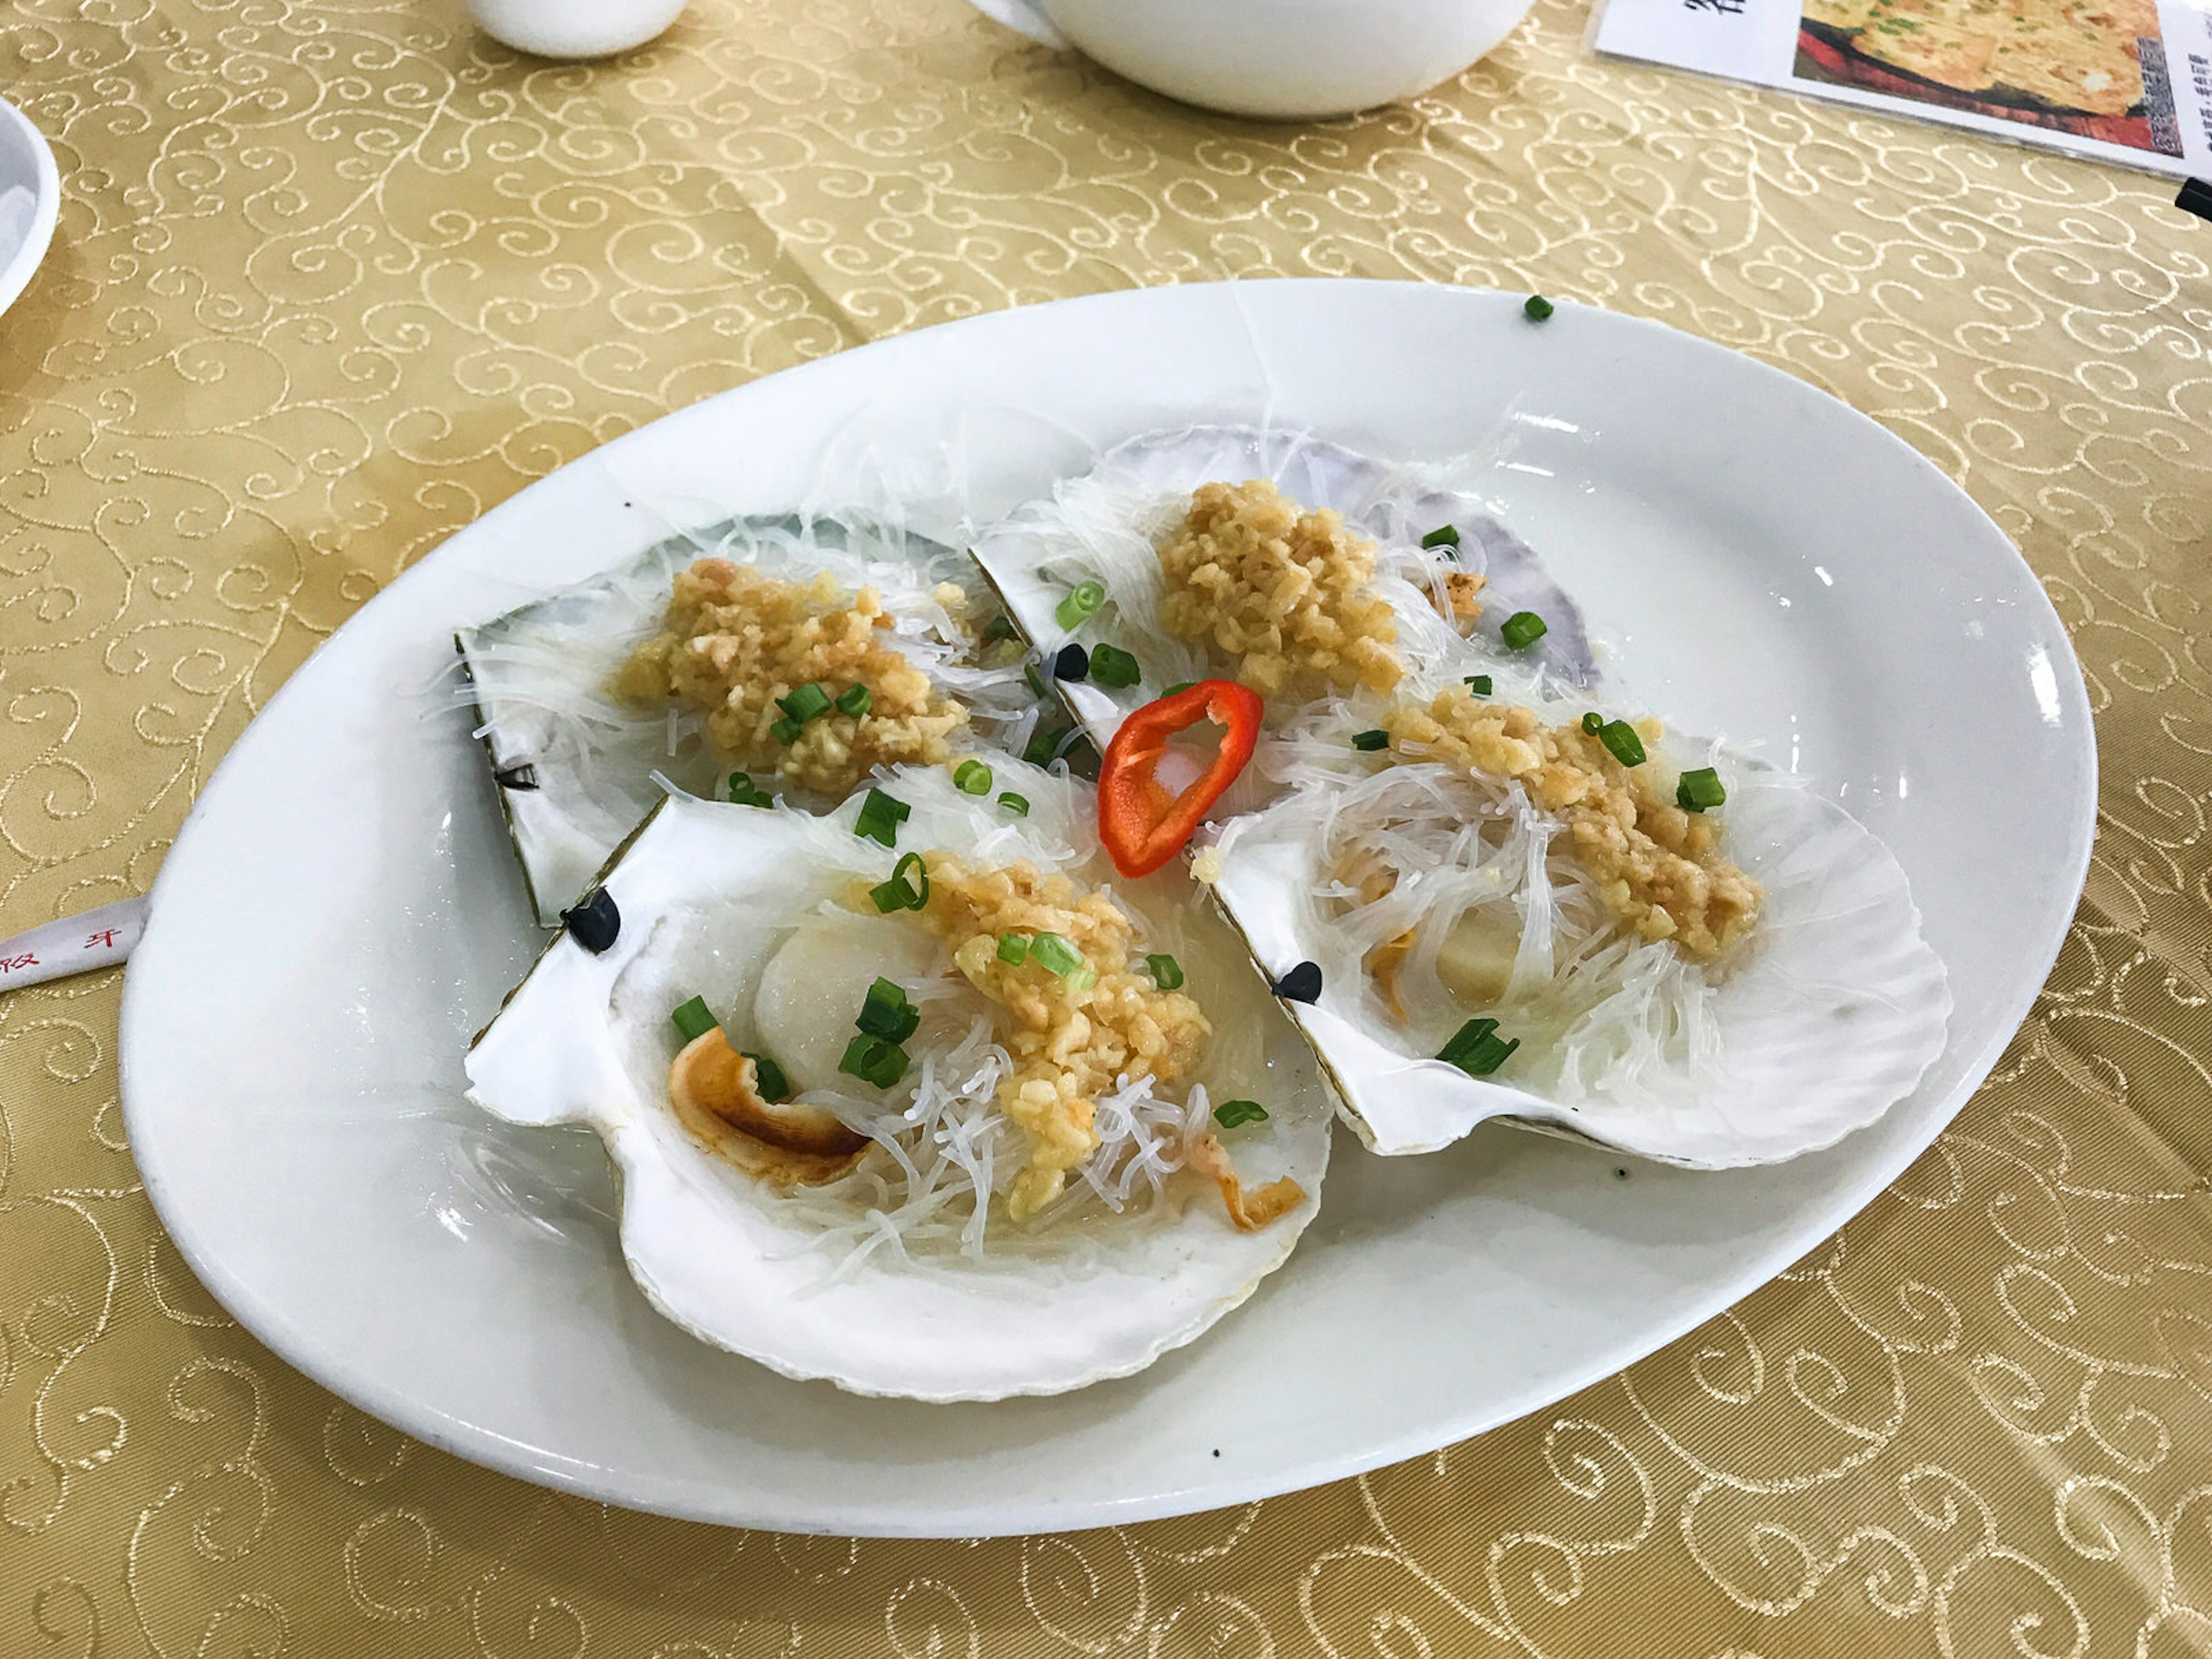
[4,0,2208,1650]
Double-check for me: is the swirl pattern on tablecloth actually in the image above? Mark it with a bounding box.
[2,0,2208,1650]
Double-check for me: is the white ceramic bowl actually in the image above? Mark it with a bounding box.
[965,0,1536,119]
[466,0,685,59]
[0,95,59,322]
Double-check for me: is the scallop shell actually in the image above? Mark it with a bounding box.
[462,762,1333,1400]
[456,515,1012,925]
[1208,756,1952,1168]
[969,423,1598,755]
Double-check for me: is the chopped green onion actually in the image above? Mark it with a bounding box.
[1677,767,1727,812]
[1145,953,1184,990]
[1024,661,1047,698]
[1214,1099,1269,1128]
[1524,294,1555,321]
[1089,642,1142,688]
[839,1034,909,1090]
[982,614,1018,643]
[1028,932,1084,978]
[1022,724,1072,767]
[869,851,930,914]
[726,771,772,808]
[1421,524,1460,550]
[777,682,831,724]
[1442,1016,1496,1052]
[743,1051,791,1103]
[953,759,993,796]
[1066,966,1098,993]
[835,683,872,718]
[1500,611,1548,650]
[998,791,1030,816]
[1598,720,1647,767]
[856,976,921,1043]
[1464,675,1493,696]
[1055,579,1105,630]
[1165,681,1196,696]
[997,933,1029,965]
[1438,1016,1520,1077]
[669,996,717,1041]
[893,851,928,906]
[769,716,803,746]
[1351,729,1389,752]
[1582,711,1603,734]
[853,787,910,848]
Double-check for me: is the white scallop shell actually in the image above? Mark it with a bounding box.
[1209,757,1952,1168]
[456,515,1021,924]
[969,423,1599,755]
[462,762,1333,1400]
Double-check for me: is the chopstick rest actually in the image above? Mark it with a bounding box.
[0,896,147,991]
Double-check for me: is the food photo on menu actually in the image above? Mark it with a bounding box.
[0,0,2198,1653]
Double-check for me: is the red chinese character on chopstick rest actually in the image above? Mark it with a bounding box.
[1,952,37,973]
[84,930,119,950]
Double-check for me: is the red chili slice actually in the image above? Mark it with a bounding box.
[1097,679,1264,878]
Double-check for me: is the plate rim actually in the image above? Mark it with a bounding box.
[0,94,59,323]
[118,278,2099,1535]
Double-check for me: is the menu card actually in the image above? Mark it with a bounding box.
[1594,0,2211,178]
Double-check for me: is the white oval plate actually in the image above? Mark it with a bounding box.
[0,95,58,323]
[119,281,2094,1536]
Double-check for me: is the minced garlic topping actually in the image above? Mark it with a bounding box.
[1157,480,1402,698]
[616,558,969,796]
[1434,568,1487,624]
[910,854,1210,1221]
[1382,685,1763,960]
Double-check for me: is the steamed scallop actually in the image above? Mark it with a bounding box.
[462,760,1332,1400]
[457,514,1032,923]
[969,425,1598,762]
[1206,690,1952,1168]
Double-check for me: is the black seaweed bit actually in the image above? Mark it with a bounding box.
[561,887,622,954]
[1272,961,1323,1003]
[493,763,540,791]
[1054,643,1090,683]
